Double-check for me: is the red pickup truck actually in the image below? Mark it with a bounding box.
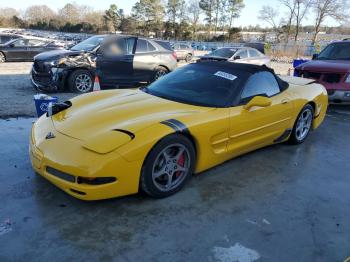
[294,40,350,104]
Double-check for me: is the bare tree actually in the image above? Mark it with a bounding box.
[227,0,245,29]
[279,0,297,42]
[213,0,221,35]
[188,0,202,39]
[24,5,55,24]
[58,3,80,24]
[294,0,312,41]
[0,8,19,18]
[311,0,349,44]
[258,5,279,29]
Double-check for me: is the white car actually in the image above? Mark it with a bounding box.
[203,47,270,67]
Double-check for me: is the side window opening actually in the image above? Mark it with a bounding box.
[236,49,248,59]
[147,41,156,51]
[100,38,128,56]
[136,39,148,53]
[241,71,281,101]
[126,38,136,54]
[13,39,27,47]
[249,49,260,57]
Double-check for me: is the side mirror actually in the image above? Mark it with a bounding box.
[312,53,318,60]
[234,55,241,60]
[243,96,271,110]
[9,43,15,48]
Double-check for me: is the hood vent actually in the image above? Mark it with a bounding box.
[113,129,135,139]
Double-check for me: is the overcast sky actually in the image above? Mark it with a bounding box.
[0,0,339,27]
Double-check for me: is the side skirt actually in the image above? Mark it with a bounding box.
[274,128,292,143]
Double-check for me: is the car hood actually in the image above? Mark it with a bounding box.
[34,49,86,61]
[296,60,350,73]
[51,89,211,142]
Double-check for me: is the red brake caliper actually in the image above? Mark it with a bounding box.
[175,153,185,177]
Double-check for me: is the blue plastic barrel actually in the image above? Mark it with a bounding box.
[34,96,58,117]
[293,59,309,76]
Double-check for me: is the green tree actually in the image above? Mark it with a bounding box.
[227,0,245,29]
[104,4,124,32]
[188,0,202,39]
[120,16,138,34]
[199,0,216,38]
[132,0,165,37]
[166,0,185,39]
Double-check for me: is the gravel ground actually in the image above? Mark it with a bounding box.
[0,62,75,118]
[0,61,293,118]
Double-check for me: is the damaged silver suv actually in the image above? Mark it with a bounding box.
[31,35,177,93]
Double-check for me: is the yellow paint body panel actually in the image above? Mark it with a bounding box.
[29,78,328,200]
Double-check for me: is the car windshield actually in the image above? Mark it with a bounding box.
[208,48,237,58]
[70,36,105,51]
[142,64,248,107]
[318,43,350,60]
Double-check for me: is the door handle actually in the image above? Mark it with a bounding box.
[281,99,289,104]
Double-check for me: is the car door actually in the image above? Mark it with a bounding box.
[5,39,29,61]
[247,49,263,65]
[133,39,160,82]
[233,49,249,64]
[26,39,47,59]
[227,71,293,155]
[96,37,137,87]
[179,44,189,59]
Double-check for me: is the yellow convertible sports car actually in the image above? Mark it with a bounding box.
[29,61,328,200]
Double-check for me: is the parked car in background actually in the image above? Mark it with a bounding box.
[0,33,22,45]
[294,40,350,104]
[173,43,194,62]
[0,38,63,63]
[202,47,270,66]
[96,36,177,89]
[31,35,106,92]
[31,35,177,93]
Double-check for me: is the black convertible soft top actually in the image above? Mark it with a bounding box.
[196,60,289,91]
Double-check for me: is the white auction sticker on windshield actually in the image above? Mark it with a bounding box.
[214,71,237,81]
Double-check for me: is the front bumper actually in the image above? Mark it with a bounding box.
[31,66,66,92]
[327,90,350,104]
[29,117,142,200]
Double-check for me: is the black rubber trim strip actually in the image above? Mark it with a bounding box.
[113,129,135,139]
[274,128,292,143]
[160,119,190,134]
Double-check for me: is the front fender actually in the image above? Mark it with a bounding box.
[116,122,175,162]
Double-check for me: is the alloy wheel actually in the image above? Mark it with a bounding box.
[152,143,190,192]
[0,53,5,63]
[295,108,313,141]
[154,70,167,80]
[75,73,92,93]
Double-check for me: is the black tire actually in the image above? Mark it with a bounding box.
[288,104,314,145]
[140,134,196,198]
[152,66,168,82]
[68,69,93,93]
[185,53,192,63]
[0,52,6,63]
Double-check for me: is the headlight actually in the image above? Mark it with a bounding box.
[345,74,350,83]
[45,58,66,67]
